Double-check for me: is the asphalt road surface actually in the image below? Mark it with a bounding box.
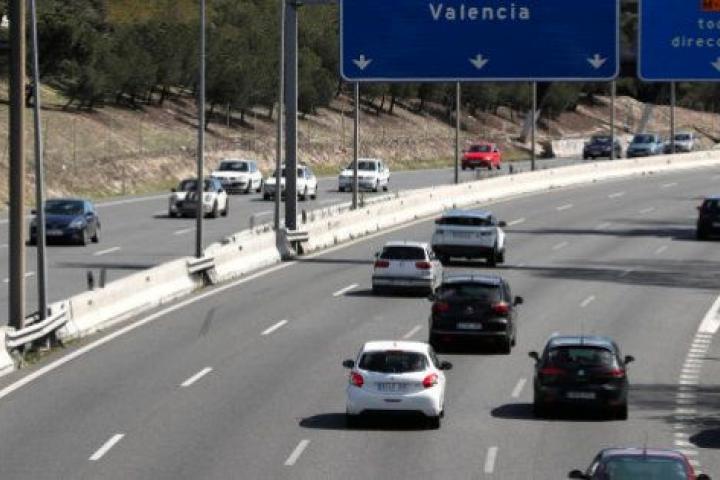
[0,163,719,479]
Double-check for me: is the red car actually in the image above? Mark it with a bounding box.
[569,448,710,480]
[462,143,502,170]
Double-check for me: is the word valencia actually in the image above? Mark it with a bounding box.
[428,2,531,21]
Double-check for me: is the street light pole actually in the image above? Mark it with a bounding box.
[274,0,285,230]
[195,0,206,258]
[284,0,298,230]
[610,80,616,160]
[531,81,537,171]
[454,82,460,184]
[352,83,359,209]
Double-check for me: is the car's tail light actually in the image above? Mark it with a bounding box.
[492,302,510,315]
[350,371,364,387]
[374,260,390,268]
[415,261,432,270]
[432,302,450,314]
[539,366,566,377]
[603,368,626,379]
[422,373,438,388]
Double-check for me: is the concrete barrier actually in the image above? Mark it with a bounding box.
[204,227,284,284]
[0,327,14,376]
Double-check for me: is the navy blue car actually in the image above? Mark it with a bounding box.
[29,198,100,246]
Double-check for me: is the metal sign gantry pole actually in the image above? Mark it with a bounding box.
[670,82,676,154]
[274,0,285,230]
[454,82,460,184]
[195,0,206,258]
[531,82,537,171]
[283,0,298,231]
[610,80,616,160]
[352,83,359,209]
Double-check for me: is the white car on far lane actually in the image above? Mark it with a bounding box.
[210,159,263,194]
[371,241,442,294]
[338,158,390,192]
[263,164,318,201]
[343,341,452,429]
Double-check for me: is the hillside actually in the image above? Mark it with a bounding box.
[1,83,720,206]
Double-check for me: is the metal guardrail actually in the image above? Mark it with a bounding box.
[6,303,69,350]
[285,230,309,243]
[187,256,215,275]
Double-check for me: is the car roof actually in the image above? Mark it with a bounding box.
[362,341,430,354]
[382,240,428,249]
[470,141,494,146]
[441,273,503,286]
[546,335,617,350]
[47,197,87,203]
[599,448,689,462]
[358,158,382,163]
[440,209,493,219]
[703,195,720,201]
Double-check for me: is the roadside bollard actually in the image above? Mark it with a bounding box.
[100,268,107,288]
[509,164,514,174]
[86,270,95,290]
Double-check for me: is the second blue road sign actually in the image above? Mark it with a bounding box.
[340,0,619,82]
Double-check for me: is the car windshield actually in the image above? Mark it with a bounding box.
[437,216,493,226]
[437,282,501,302]
[469,145,492,152]
[632,134,655,144]
[179,179,213,192]
[45,200,84,216]
[359,351,427,373]
[346,161,377,171]
[702,199,720,213]
[675,134,691,141]
[546,346,616,368]
[379,246,426,260]
[590,136,611,144]
[218,161,248,172]
[599,456,688,480]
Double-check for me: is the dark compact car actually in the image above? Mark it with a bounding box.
[530,335,634,419]
[568,448,710,480]
[696,195,720,240]
[29,198,100,246]
[428,274,523,353]
[583,135,622,160]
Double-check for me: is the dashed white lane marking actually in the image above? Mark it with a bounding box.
[661,182,678,188]
[655,245,668,255]
[639,207,656,214]
[618,268,633,279]
[595,222,612,230]
[284,439,310,466]
[608,192,625,199]
[93,246,121,257]
[552,241,569,251]
[180,367,213,388]
[173,228,193,236]
[508,218,525,226]
[3,272,35,283]
[556,204,573,211]
[89,433,125,461]
[580,295,596,308]
[484,446,498,474]
[262,320,288,336]
[402,325,422,339]
[333,284,358,297]
[698,295,720,334]
[511,378,526,398]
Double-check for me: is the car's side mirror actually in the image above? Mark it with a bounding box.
[568,470,588,479]
[514,296,524,305]
[696,474,711,480]
[529,351,540,362]
[342,359,355,369]
[439,361,453,371]
[624,355,635,365]
[498,221,507,227]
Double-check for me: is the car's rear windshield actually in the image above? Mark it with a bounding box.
[675,134,692,141]
[546,346,616,368]
[469,145,492,152]
[702,199,720,213]
[218,161,248,172]
[632,134,655,143]
[179,179,213,192]
[359,351,427,373]
[590,136,611,144]
[437,282,501,302]
[601,456,688,479]
[437,216,493,226]
[380,246,426,260]
[346,161,377,171]
[45,200,84,215]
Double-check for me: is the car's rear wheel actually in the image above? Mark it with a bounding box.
[462,165,467,170]
[382,182,388,192]
[426,415,441,429]
[92,226,100,243]
[487,249,497,267]
[245,182,252,194]
[300,187,308,201]
[78,228,88,246]
[487,164,492,171]
[499,336,512,354]
[614,403,628,420]
[263,193,271,201]
[372,180,379,192]
[256,180,263,193]
[429,333,441,352]
[222,200,229,217]
[533,399,547,418]
[310,187,317,200]
[697,229,707,240]
[497,249,505,264]
[211,202,219,218]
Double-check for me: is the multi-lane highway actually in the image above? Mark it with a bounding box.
[0,157,576,316]
[0,164,718,479]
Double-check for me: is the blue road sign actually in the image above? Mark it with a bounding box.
[340,0,619,82]
[640,0,720,81]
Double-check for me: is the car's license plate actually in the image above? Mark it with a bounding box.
[566,391,595,400]
[377,382,406,393]
[46,230,64,237]
[457,322,483,330]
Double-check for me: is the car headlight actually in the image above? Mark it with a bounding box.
[69,218,85,229]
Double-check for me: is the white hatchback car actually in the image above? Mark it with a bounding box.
[338,158,390,192]
[211,159,263,194]
[263,164,318,201]
[371,241,442,294]
[431,209,506,267]
[343,341,452,428]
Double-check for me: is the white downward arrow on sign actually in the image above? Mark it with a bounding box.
[469,54,489,70]
[712,57,720,72]
[353,55,372,70]
[587,53,607,69]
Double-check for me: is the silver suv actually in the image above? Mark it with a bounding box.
[431,209,506,267]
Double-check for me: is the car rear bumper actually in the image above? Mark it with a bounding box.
[697,221,720,235]
[535,384,626,408]
[346,386,442,417]
[431,326,510,340]
[218,180,249,193]
[372,275,434,289]
[339,178,376,190]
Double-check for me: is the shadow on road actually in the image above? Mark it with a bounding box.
[691,429,720,449]
[295,257,374,266]
[491,403,617,422]
[300,413,431,431]
[509,225,696,242]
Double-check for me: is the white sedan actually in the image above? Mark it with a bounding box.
[263,164,318,201]
[343,341,452,429]
[210,159,263,194]
[338,158,390,192]
[372,241,442,294]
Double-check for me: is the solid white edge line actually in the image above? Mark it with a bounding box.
[89,433,125,461]
[698,294,720,334]
[484,446,498,474]
[333,284,358,297]
[508,218,525,226]
[511,378,526,398]
[262,320,288,336]
[93,246,121,257]
[402,325,422,339]
[180,367,213,388]
[284,439,310,466]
